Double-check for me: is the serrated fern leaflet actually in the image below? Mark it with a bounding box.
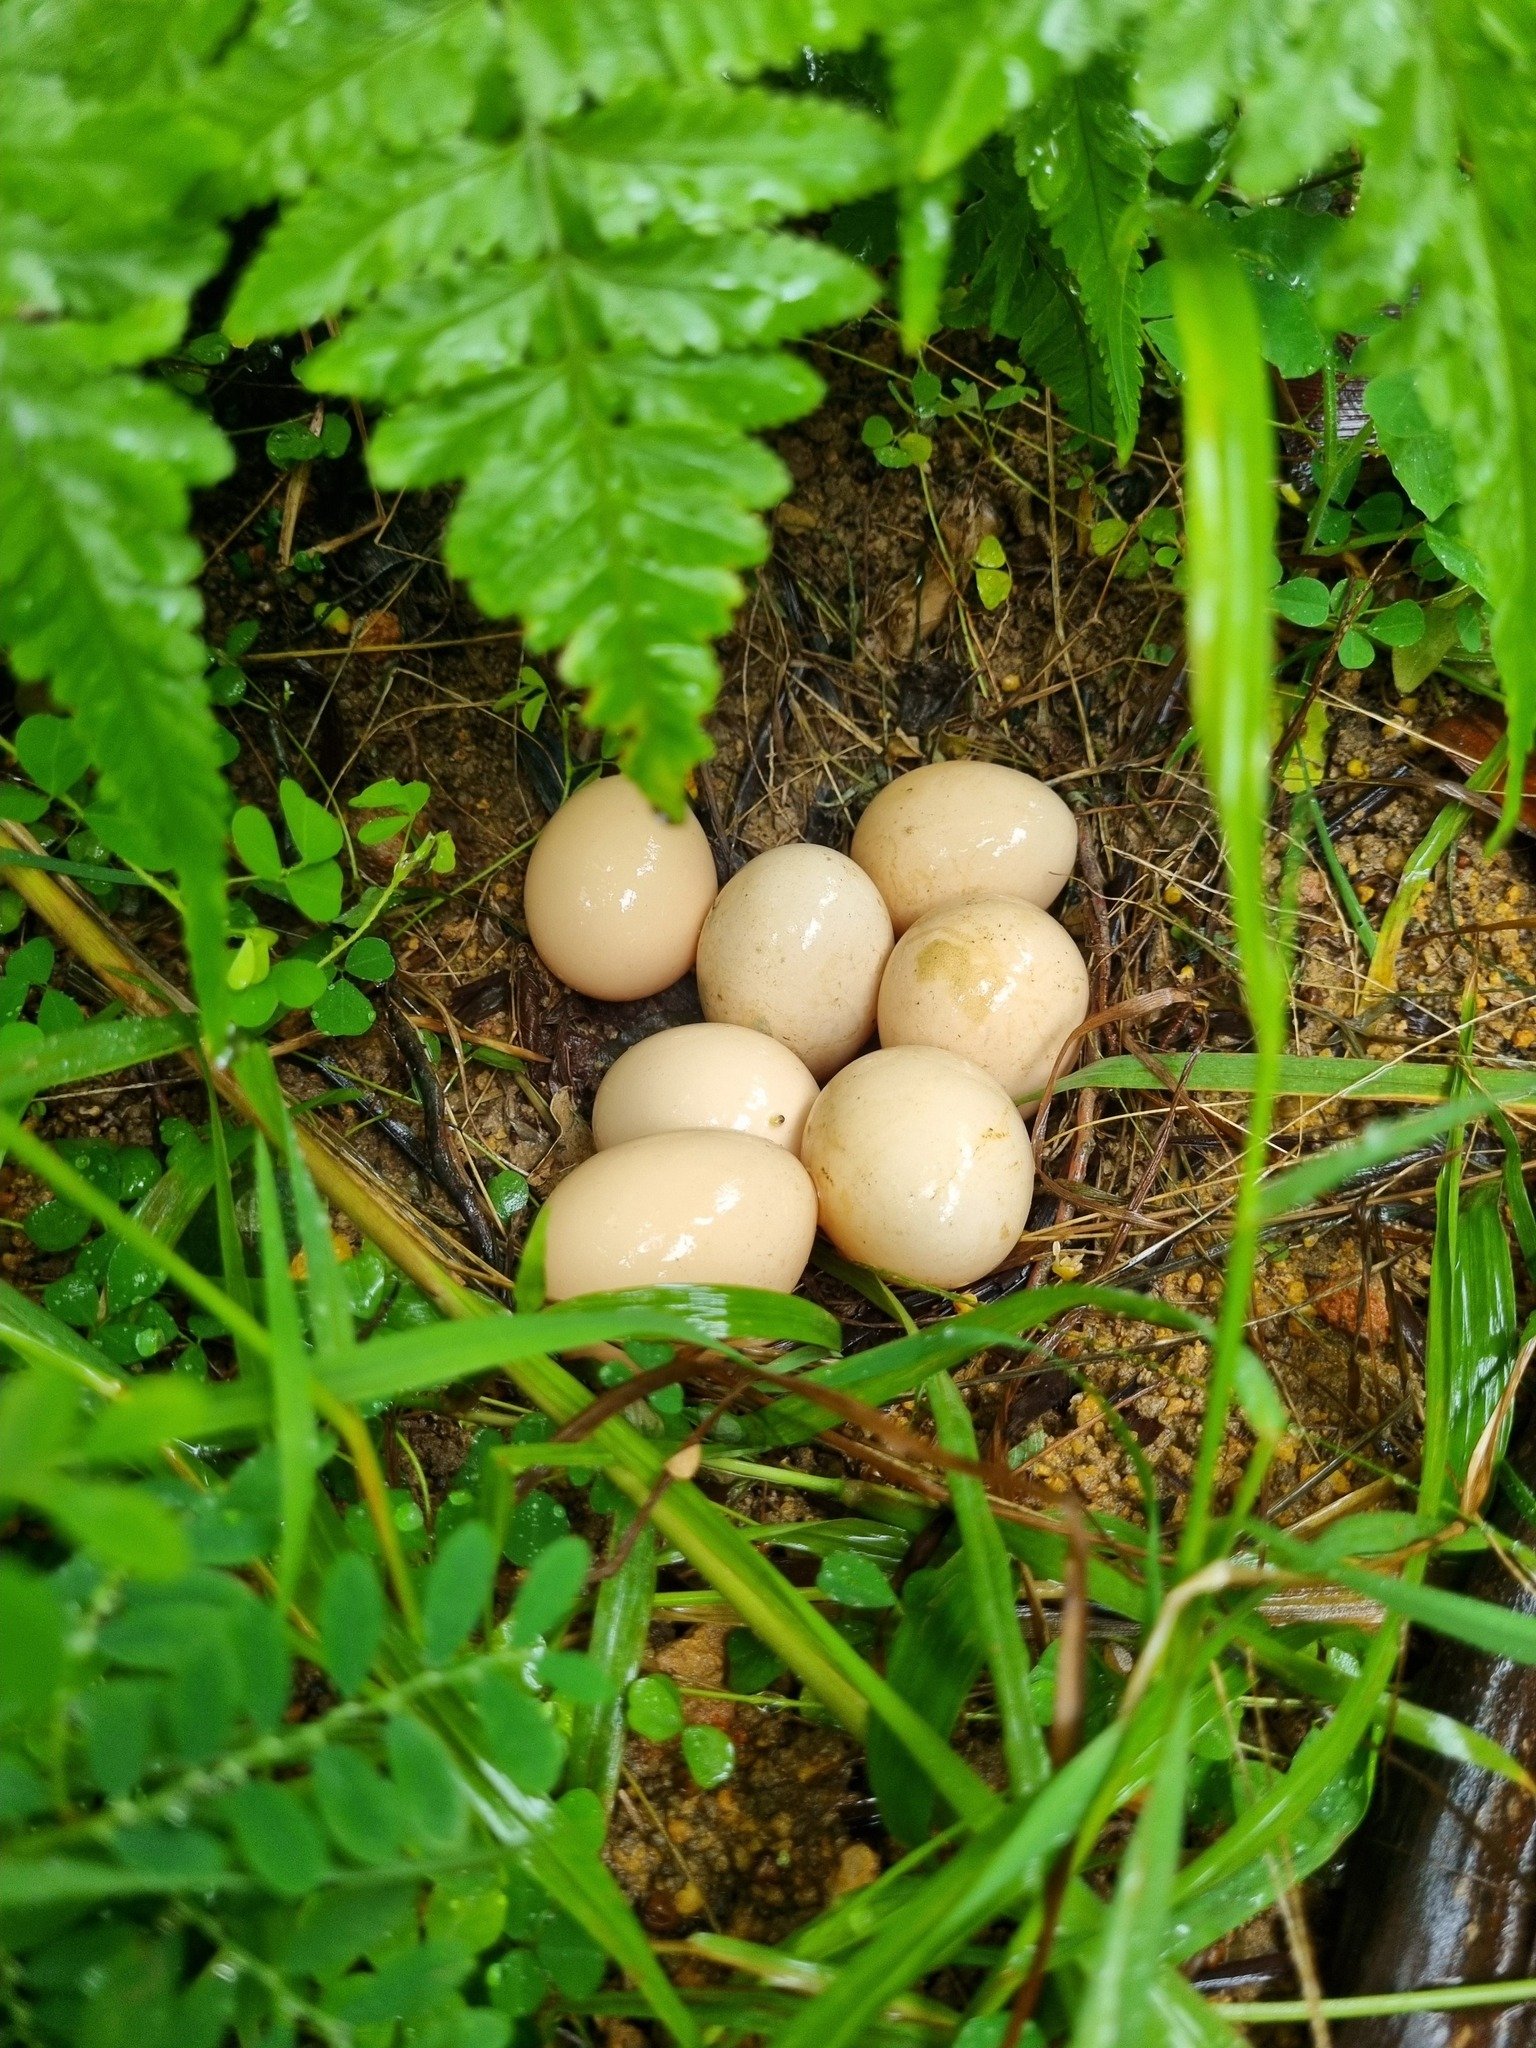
[233,84,890,809]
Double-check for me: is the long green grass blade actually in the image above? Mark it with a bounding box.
[1161,209,1283,1569]
[928,1370,1047,1799]
[0,1014,190,1104]
[1070,1685,1193,2048]
[566,1511,656,1811]
[252,1136,315,1605]
[1056,1051,1536,1108]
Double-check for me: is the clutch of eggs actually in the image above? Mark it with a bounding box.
[522,758,1082,1297]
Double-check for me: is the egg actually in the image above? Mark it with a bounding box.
[523,774,718,1001]
[695,844,894,1081]
[542,1130,818,1298]
[800,1046,1034,1290]
[877,897,1090,1099]
[592,1022,819,1153]
[850,760,1078,932]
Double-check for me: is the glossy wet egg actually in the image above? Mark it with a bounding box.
[523,774,718,1001]
[799,1045,1034,1290]
[877,896,1090,1099]
[695,845,894,1081]
[850,760,1078,933]
[542,1129,818,1298]
[592,1022,819,1153]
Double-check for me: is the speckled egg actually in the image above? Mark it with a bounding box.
[695,844,893,1081]
[523,774,718,1001]
[592,1022,819,1153]
[877,897,1090,1099]
[542,1129,818,1298]
[850,760,1078,932]
[799,1045,1034,1290]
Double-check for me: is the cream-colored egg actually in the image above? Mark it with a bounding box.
[877,897,1090,1099]
[542,1129,818,1298]
[695,845,893,1081]
[592,1023,819,1153]
[523,774,718,1001]
[851,760,1078,932]
[800,1046,1034,1290]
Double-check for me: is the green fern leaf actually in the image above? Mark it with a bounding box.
[235,83,888,808]
[207,0,496,199]
[509,0,880,101]
[1016,59,1148,459]
[306,237,874,798]
[1321,7,1536,843]
[0,327,232,1021]
[884,0,1055,183]
[954,148,1115,445]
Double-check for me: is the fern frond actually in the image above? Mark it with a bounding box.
[1016,59,1148,460]
[0,327,232,1018]
[236,83,888,809]
[954,148,1115,446]
[207,0,496,199]
[508,0,880,101]
[1,28,234,1028]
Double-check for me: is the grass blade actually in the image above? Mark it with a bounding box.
[1069,1684,1192,2048]
[0,1013,190,1104]
[1161,208,1284,1569]
[251,1135,315,1605]
[566,1511,657,1811]
[1055,1050,1536,1108]
[928,1369,1048,1799]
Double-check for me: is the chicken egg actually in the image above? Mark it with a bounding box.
[799,1045,1034,1290]
[592,1022,819,1153]
[877,897,1090,1099]
[850,760,1078,932]
[542,1129,818,1297]
[695,844,893,1081]
[523,774,718,1001]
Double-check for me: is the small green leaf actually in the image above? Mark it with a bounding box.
[1369,599,1426,647]
[319,1551,384,1699]
[505,1487,571,1566]
[861,415,893,447]
[7,936,55,987]
[268,956,330,1010]
[1338,628,1375,669]
[1272,577,1331,627]
[311,978,376,1038]
[224,1781,328,1897]
[681,1723,735,1789]
[386,1717,466,1850]
[626,1673,685,1742]
[1091,516,1129,556]
[487,1169,529,1223]
[15,714,90,797]
[232,805,285,880]
[279,779,344,863]
[476,1668,566,1794]
[344,937,395,983]
[312,1746,400,1865]
[511,1534,591,1646]
[24,1199,92,1253]
[351,778,430,815]
[285,858,344,924]
[423,1520,497,1664]
[816,1551,897,1609]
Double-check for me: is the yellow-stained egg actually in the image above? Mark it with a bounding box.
[695,845,893,1081]
[800,1045,1034,1290]
[850,760,1077,933]
[877,897,1090,1099]
[523,774,718,1001]
[592,1022,819,1153]
[542,1129,818,1298]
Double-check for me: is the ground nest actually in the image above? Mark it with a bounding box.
[5,318,1535,1967]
